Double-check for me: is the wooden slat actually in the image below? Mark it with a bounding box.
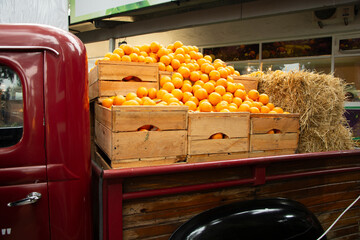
[94,120,113,159]
[248,148,296,158]
[250,132,299,151]
[98,80,158,98]
[250,113,300,134]
[233,76,258,92]
[186,151,248,163]
[188,137,249,155]
[111,156,186,169]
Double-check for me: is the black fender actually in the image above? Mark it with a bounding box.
[170,198,326,240]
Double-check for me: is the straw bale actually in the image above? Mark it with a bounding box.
[257,70,354,153]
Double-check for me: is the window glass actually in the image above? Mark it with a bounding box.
[339,38,360,51]
[0,64,23,147]
[203,44,259,61]
[262,58,331,74]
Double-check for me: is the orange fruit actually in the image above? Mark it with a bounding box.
[252,101,262,110]
[140,44,150,53]
[209,70,221,80]
[173,41,183,49]
[109,53,121,61]
[171,77,183,89]
[171,58,181,70]
[143,98,156,105]
[214,85,226,96]
[215,100,229,112]
[133,97,143,105]
[178,66,191,78]
[260,105,270,113]
[158,62,166,71]
[200,62,211,73]
[122,55,132,62]
[248,89,260,101]
[168,97,180,104]
[144,56,154,63]
[104,52,112,58]
[216,78,228,88]
[227,76,234,83]
[102,98,113,108]
[163,81,175,93]
[123,99,140,105]
[123,45,133,55]
[236,83,245,90]
[192,84,202,94]
[126,92,137,100]
[136,86,148,98]
[266,103,275,110]
[220,109,230,113]
[138,55,145,62]
[174,53,185,63]
[166,65,174,72]
[203,55,213,62]
[203,82,215,94]
[210,133,223,139]
[148,88,157,99]
[259,94,269,105]
[208,92,222,106]
[113,95,126,105]
[204,64,215,74]
[129,53,138,62]
[113,48,125,57]
[150,41,161,53]
[238,103,250,112]
[232,97,243,107]
[157,47,168,58]
[273,107,284,113]
[222,92,233,104]
[156,89,168,99]
[250,107,260,113]
[189,71,201,82]
[218,67,229,78]
[162,93,175,103]
[160,55,171,66]
[185,100,197,111]
[171,89,183,101]
[194,88,208,100]
[160,75,172,87]
[181,83,193,93]
[200,73,209,83]
[228,104,238,112]
[182,92,193,103]
[139,51,148,57]
[226,82,237,93]
[227,66,235,74]
[199,101,212,112]
[188,96,199,106]
[194,80,204,87]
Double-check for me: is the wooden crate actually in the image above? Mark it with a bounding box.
[187,112,250,163]
[233,76,259,92]
[89,61,159,100]
[249,113,300,157]
[94,104,188,168]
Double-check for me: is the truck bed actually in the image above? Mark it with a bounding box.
[92,150,360,240]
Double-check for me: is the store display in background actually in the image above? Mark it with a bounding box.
[203,44,259,61]
[339,37,360,51]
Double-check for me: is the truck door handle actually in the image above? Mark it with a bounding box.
[7,192,42,207]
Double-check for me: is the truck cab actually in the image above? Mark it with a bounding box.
[0,24,92,240]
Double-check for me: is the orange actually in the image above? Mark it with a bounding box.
[173,41,183,49]
[123,99,140,105]
[133,46,141,55]
[203,55,213,62]
[167,43,175,52]
[109,53,121,61]
[138,55,145,62]
[194,88,208,100]
[171,58,181,70]
[193,80,203,87]
[143,98,156,105]
[260,105,270,113]
[144,56,154,63]
[220,109,230,113]
[162,93,175,103]
[126,92,137,100]
[189,71,201,82]
[266,103,275,110]
[222,92,233,104]
[232,97,243,107]
[148,88,157,99]
[122,55,132,62]
[113,95,126,105]
[234,70,240,76]
[129,53,138,62]
[200,62,211,73]
[140,44,151,53]
[213,60,225,70]
[178,66,191,78]
[188,96,199,106]
[123,45,133,55]
[104,52,112,58]
[156,89,168,99]
[183,80,192,85]
[248,89,260,101]
[185,100,197,111]
[259,94,269,105]
[227,66,235,74]
[160,55,171,66]
[171,89,183,101]
[113,48,125,57]
[227,76,234,83]
[158,62,166,71]
[236,83,245,90]
[269,110,277,114]
[200,73,209,83]
[102,98,113,108]
[168,97,180,104]
[181,83,193,93]
[192,84,202,94]
[189,51,198,60]
[238,103,250,112]
[252,101,263,110]
[228,104,238,112]
[218,67,229,78]
[215,100,229,112]
[214,85,226,96]
[250,107,260,113]
[209,70,221,81]
[273,107,284,113]
[160,75,172,87]
[216,78,228,88]
[182,92,193,103]
[226,82,237,93]
[133,97,143,105]
[157,47,168,58]
[136,86,148,98]
[163,81,175,93]
[174,53,185,63]
[204,64,215,74]
[187,63,196,72]
[171,77,183,89]
[139,51,148,57]
[166,65,174,72]
[150,41,161,53]
[208,92,222,106]
[199,101,212,112]
[203,82,215,94]
[210,133,223,139]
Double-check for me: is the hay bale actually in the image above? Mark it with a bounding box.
[257,70,354,153]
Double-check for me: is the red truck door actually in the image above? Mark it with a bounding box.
[0,50,50,239]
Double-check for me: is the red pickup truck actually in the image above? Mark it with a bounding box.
[0,24,359,240]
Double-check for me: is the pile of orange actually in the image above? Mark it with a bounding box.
[99,41,288,114]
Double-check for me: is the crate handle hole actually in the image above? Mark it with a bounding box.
[137,125,161,131]
[122,76,142,82]
[209,133,229,139]
[267,129,282,134]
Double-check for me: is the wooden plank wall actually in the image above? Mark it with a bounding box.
[118,155,360,240]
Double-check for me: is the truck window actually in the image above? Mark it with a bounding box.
[0,64,23,147]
